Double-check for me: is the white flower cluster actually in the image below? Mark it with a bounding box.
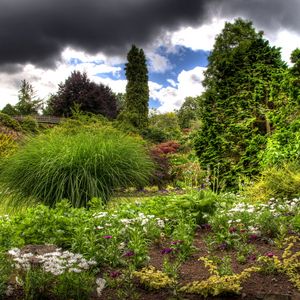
[94,210,166,231]
[96,277,106,297]
[227,202,255,214]
[8,248,97,276]
[93,212,108,218]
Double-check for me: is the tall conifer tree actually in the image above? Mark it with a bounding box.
[124,45,149,129]
[194,19,286,188]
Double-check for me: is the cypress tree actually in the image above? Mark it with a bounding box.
[124,45,149,129]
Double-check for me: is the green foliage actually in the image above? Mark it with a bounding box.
[143,111,182,143]
[15,80,42,115]
[0,112,22,131]
[0,253,12,297]
[177,96,201,129]
[53,272,95,300]
[245,162,300,201]
[19,116,39,133]
[1,103,17,116]
[194,18,286,189]
[0,123,154,207]
[47,71,118,119]
[124,45,149,130]
[23,268,54,300]
[0,133,18,158]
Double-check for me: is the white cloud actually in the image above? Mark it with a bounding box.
[167,79,177,87]
[151,66,206,113]
[0,48,126,109]
[170,18,229,51]
[267,29,300,65]
[147,52,172,73]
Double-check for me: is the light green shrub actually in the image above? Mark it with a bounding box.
[244,162,300,202]
[0,125,153,207]
[20,116,39,133]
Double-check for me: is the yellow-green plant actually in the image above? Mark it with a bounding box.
[0,133,17,158]
[258,236,300,290]
[133,266,176,289]
[180,257,259,297]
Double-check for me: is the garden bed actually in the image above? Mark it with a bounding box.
[99,228,300,300]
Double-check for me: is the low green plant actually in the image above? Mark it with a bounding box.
[0,253,13,297]
[23,267,54,300]
[53,272,95,300]
[0,124,153,207]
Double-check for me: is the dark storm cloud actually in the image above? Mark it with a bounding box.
[0,0,213,68]
[1,0,299,70]
[215,0,300,33]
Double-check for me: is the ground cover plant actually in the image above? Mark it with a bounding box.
[0,191,299,299]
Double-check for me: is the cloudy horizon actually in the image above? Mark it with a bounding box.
[1,0,300,112]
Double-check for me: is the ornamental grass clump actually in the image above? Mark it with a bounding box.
[0,125,154,207]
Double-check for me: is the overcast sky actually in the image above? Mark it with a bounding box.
[1,0,300,112]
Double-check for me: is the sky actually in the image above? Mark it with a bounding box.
[1,0,300,112]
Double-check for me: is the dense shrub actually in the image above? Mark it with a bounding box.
[19,116,39,133]
[0,113,22,131]
[148,141,181,189]
[0,125,154,207]
[153,140,180,155]
[149,147,172,189]
[261,118,300,167]
[244,162,300,202]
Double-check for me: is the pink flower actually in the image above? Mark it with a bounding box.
[171,240,183,245]
[123,251,134,257]
[229,227,237,233]
[266,251,274,258]
[161,247,173,254]
[103,235,112,239]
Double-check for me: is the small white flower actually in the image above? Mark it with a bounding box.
[96,278,106,297]
[69,268,82,273]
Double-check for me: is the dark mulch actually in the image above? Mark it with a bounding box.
[4,230,300,299]
[100,228,300,300]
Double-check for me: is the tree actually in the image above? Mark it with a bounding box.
[143,111,182,143]
[15,80,42,115]
[177,96,201,129]
[1,104,17,116]
[123,45,149,129]
[47,71,117,119]
[194,18,286,188]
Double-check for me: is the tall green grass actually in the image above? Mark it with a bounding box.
[0,125,154,207]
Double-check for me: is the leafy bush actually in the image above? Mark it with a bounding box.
[154,140,180,155]
[0,112,22,131]
[261,118,300,167]
[149,147,172,190]
[0,125,154,207]
[244,162,300,202]
[20,116,39,133]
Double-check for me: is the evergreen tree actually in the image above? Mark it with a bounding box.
[194,18,286,188]
[15,80,42,115]
[1,104,17,115]
[124,45,149,129]
[47,71,117,118]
